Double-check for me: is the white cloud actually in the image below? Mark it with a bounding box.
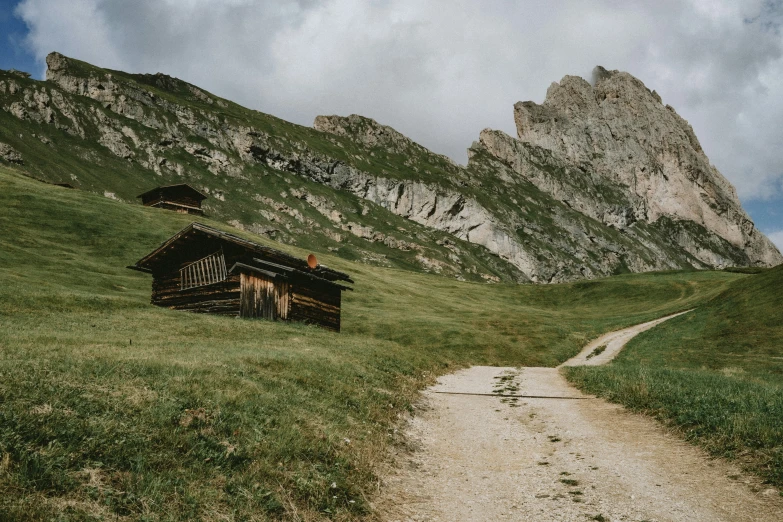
[13,0,783,206]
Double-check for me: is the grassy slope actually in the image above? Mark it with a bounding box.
[0,166,741,520]
[564,264,783,488]
[3,61,753,287]
[0,68,524,284]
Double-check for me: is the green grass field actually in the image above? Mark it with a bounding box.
[564,264,783,489]
[0,165,756,520]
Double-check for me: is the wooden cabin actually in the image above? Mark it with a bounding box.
[128,223,353,331]
[137,184,207,215]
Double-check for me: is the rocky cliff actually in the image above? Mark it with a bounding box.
[498,66,779,267]
[0,53,779,283]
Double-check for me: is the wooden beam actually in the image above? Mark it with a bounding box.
[229,262,285,280]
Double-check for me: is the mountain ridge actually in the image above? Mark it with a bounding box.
[0,52,778,283]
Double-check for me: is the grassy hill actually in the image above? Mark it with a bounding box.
[0,165,742,520]
[565,264,783,489]
[4,53,775,288]
[0,66,525,284]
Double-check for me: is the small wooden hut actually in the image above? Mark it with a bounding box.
[128,223,352,331]
[137,184,207,215]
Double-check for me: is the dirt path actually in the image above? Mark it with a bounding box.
[558,311,691,368]
[377,314,783,521]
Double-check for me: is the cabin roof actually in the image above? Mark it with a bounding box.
[131,222,353,284]
[137,183,208,201]
[148,201,203,211]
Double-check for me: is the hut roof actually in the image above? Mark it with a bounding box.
[137,183,208,201]
[130,222,353,284]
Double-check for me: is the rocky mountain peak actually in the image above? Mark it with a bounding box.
[314,114,456,167]
[314,114,407,151]
[591,65,614,84]
[45,51,69,75]
[46,51,115,99]
[2,53,779,284]
[503,65,781,267]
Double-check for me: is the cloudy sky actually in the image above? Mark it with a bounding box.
[1,0,782,248]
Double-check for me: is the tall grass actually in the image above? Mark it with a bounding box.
[564,264,783,489]
[0,167,742,520]
[565,366,783,485]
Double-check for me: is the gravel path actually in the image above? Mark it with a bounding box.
[377,314,783,521]
[559,311,691,368]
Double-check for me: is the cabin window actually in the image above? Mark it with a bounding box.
[180,250,228,290]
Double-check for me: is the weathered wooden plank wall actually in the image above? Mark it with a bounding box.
[239,273,290,320]
[290,283,341,331]
[152,273,241,315]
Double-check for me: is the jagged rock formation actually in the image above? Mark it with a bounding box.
[498,66,779,266]
[314,114,450,162]
[0,53,779,283]
[0,54,524,283]
[0,142,23,164]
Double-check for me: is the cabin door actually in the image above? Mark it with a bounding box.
[240,273,290,320]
